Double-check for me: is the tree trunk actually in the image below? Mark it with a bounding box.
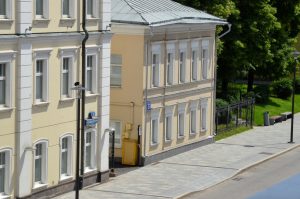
[247,69,254,92]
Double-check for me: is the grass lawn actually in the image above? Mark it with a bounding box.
[254,94,300,126]
[215,126,251,141]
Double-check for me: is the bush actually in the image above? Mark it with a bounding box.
[216,98,229,108]
[272,78,292,99]
[296,78,300,94]
[253,85,270,103]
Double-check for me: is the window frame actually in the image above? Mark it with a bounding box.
[33,49,52,104]
[86,0,98,18]
[200,99,208,132]
[201,40,210,80]
[0,0,12,19]
[110,120,122,148]
[61,0,75,18]
[59,134,73,180]
[179,41,187,84]
[189,101,198,135]
[33,140,48,188]
[0,148,12,197]
[150,109,160,145]
[84,129,96,173]
[151,53,160,88]
[165,106,173,142]
[35,0,49,19]
[85,46,100,95]
[0,51,15,109]
[110,54,122,87]
[59,47,77,100]
[177,103,186,138]
[166,42,175,86]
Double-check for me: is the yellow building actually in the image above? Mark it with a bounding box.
[0,0,112,198]
[110,0,227,165]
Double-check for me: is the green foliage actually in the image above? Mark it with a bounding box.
[215,126,251,141]
[216,98,229,108]
[296,77,300,93]
[253,85,270,103]
[271,78,293,99]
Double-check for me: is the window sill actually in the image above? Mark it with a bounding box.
[86,93,99,98]
[189,132,197,136]
[59,175,73,183]
[84,168,97,174]
[164,139,172,144]
[33,102,50,107]
[60,18,76,25]
[111,85,122,88]
[150,142,159,147]
[200,129,207,133]
[0,195,11,199]
[60,98,75,102]
[0,107,14,113]
[33,18,50,25]
[32,183,48,192]
[87,17,100,22]
[177,135,185,140]
[0,19,13,24]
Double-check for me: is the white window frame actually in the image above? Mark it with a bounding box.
[86,46,99,95]
[201,40,210,80]
[84,129,96,172]
[179,41,187,84]
[166,42,175,86]
[33,49,52,104]
[33,140,48,188]
[110,120,122,148]
[151,109,160,145]
[200,99,208,132]
[35,0,49,19]
[110,54,122,87]
[177,103,186,138]
[0,148,12,197]
[59,48,77,100]
[0,0,12,19]
[86,0,98,18]
[61,0,75,18]
[59,134,73,180]
[151,43,160,88]
[190,101,198,134]
[165,106,173,142]
[0,51,15,109]
[191,40,199,81]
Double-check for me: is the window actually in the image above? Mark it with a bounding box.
[0,0,11,19]
[85,130,96,172]
[110,120,122,148]
[34,141,48,187]
[151,109,160,145]
[86,55,97,94]
[61,57,73,98]
[200,99,208,132]
[191,50,198,81]
[33,49,51,104]
[62,0,70,17]
[35,60,48,102]
[178,104,186,138]
[190,109,196,134]
[60,136,72,179]
[165,106,173,141]
[179,51,186,83]
[202,40,210,80]
[0,64,6,106]
[35,0,48,19]
[111,55,122,87]
[0,149,11,196]
[87,0,93,16]
[166,53,174,85]
[152,54,159,87]
[86,0,97,18]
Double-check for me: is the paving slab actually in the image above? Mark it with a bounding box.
[54,114,300,199]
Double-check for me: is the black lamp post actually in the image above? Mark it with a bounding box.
[289,51,300,144]
[106,128,116,177]
[72,82,85,199]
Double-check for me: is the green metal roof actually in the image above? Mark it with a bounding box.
[112,0,227,26]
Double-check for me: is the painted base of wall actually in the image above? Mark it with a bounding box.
[16,170,110,199]
[141,137,214,166]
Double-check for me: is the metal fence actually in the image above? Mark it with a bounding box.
[215,97,255,135]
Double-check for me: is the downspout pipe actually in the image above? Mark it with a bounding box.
[213,23,231,137]
[81,0,89,179]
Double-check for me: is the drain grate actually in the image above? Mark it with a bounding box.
[232,177,243,181]
[259,152,274,155]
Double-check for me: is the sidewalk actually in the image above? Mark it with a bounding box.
[55,114,300,199]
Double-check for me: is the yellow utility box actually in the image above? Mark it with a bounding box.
[122,139,138,165]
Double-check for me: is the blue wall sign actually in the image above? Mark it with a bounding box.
[85,112,99,128]
[146,101,151,111]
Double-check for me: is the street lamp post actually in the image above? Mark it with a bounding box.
[72,82,85,199]
[289,51,300,144]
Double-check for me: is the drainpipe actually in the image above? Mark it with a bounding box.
[81,0,89,179]
[143,26,154,163]
[213,23,231,136]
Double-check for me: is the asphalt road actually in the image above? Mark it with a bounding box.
[181,146,300,199]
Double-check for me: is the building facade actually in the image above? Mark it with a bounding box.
[0,0,112,198]
[110,0,227,165]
